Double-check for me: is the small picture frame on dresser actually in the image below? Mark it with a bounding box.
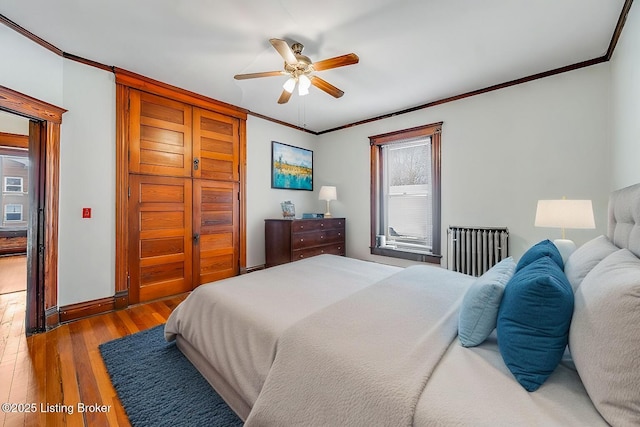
[281,201,295,219]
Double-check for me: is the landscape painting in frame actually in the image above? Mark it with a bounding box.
[271,141,313,191]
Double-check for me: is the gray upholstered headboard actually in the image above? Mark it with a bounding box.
[608,183,640,258]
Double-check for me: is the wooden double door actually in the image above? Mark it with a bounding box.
[127,90,241,303]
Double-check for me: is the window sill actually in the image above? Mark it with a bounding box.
[370,246,442,264]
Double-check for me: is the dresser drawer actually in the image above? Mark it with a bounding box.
[292,218,345,233]
[292,229,344,249]
[265,218,346,268]
[293,243,345,260]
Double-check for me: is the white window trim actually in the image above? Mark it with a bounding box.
[4,176,24,193]
[4,204,23,222]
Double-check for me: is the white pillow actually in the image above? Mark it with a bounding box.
[564,235,618,291]
[569,249,640,426]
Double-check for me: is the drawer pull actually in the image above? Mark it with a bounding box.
[320,235,324,239]
[299,254,304,258]
[300,238,304,242]
[321,250,324,253]
[320,223,324,227]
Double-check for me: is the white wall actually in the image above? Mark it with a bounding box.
[1,24,116,306]
[611,3,640,189]
[246,116,317,268]
[57,60,116,306]
[0,24,63,107]
[316,64,611,266]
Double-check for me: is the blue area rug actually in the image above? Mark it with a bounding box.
[99,325,243,427]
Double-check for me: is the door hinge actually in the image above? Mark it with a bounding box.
[237,192,240,201]
[128,186,131,198]
[126,274,130,289]
[127,97,130,112]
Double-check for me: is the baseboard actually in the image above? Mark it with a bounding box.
[114,290,129,310]
[45,306,59,330]
[59,297,115,323]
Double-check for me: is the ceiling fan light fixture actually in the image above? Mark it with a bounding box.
[298,74,311,96]
[235,38,358,104]
[283,77,296,93]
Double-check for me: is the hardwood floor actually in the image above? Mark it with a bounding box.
[0,291,187,426]
[0,255,27,295]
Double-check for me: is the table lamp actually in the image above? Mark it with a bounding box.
[534,199,595,262]
[319,186,337,218]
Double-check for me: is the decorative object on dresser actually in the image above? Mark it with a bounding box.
[447,226,509,276]
[271,141,313,191]
[265,218,345,267]
[534,198,595,262]
[318,185,337,218]
[280,201,295,219]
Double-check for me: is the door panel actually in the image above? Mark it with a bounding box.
[129,175,193,303]
[193,180,239,286]
[193,108,239,181]
[129,90,193,177]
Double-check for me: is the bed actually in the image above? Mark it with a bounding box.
[165,183,640,426]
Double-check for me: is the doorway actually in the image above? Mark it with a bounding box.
[0,85,65,334]
[0,114,29,296]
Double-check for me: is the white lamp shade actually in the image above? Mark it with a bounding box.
[534,200,595,229]
[283,77,296,93]
[298,75,311,96]
[319,186,337,201]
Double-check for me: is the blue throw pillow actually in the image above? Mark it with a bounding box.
[516,239,564,271]
[458,257,516,347]
[497,256,574,392]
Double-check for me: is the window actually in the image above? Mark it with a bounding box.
[4,176,23,193]
[370,122,442,263]
[4,204,23,222]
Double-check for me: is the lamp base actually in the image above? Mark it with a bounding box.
[553,239,577,264]
[324,200,332,218]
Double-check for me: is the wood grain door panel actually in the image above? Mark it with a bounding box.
[193,180,239,286]
[193,108,239,181]
[129,90,193,177]
[129,175,193,303]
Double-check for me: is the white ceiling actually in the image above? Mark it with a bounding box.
[0,0,627,133]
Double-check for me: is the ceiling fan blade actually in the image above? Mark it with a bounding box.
[310,76,344,98]
[277,89,293,104]
[269,38,298,66]
[234,71,285,80]
[312,53,359,71]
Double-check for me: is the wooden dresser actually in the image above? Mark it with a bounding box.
[265,218,346,267]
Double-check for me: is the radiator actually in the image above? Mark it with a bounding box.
[447,226,509,276]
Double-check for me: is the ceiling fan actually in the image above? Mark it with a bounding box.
[234,38,359,104]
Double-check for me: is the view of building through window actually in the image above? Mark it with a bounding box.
[1,153,29,229]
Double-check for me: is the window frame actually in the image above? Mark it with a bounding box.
[4,176,24,193]
[4,204,23,222]
[369,122,442,263]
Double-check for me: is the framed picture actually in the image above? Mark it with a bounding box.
[280,201,295,219]
[271,141,313,191]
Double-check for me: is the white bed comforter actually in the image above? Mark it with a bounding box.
[164,255,401,410]
[245,265,474,426]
